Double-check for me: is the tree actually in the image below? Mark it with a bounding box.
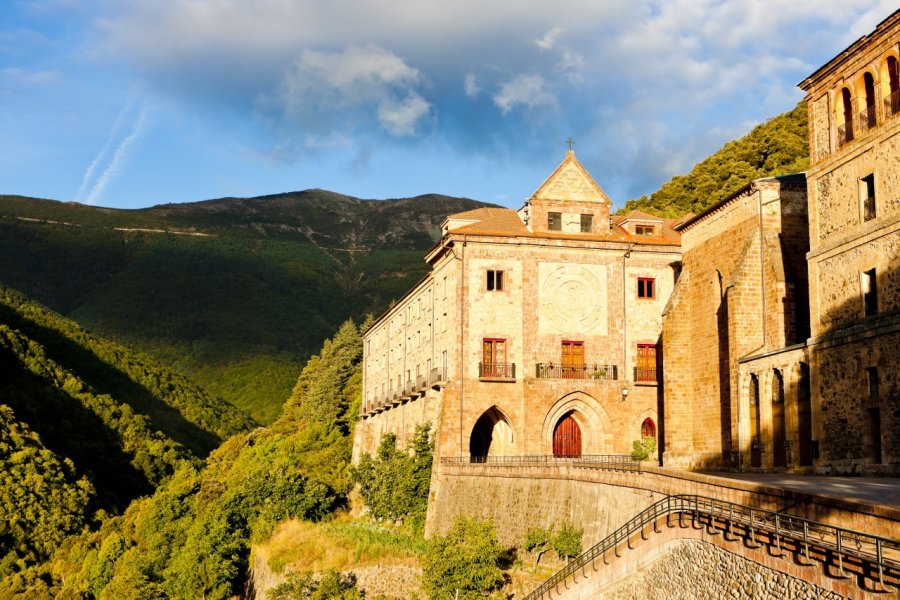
[422,516,505,600]
[550,522,583,562]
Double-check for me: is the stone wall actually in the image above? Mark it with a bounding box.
[426,471,660,547]
[599,541,843,600]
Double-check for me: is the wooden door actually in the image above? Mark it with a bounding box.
[553,414,581,457]
[561,341,583,378]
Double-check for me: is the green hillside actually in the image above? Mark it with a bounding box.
[1,320,366,598]
[0,191,489,423]
[622,101,809,217]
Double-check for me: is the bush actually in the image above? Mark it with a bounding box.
[352,424,433,532]
[524,526,552,569]
[268,569,363,600]
[422,516,505,600]
[550,522,583,562]
[630,436,657,462]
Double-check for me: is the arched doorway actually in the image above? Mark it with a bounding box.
[750,374,762,468]
[640,417,656,440]
[553,412,582,457]
[469,407,513,459]
[798,363,812,466]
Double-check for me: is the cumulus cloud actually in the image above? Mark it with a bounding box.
[493,74,558,114]
[80,0,895,197]
[263,44,431,138]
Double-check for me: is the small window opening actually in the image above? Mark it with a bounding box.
[635,224,655,236]
[548,212,562,231]
[580,214,593,233]
[887,56,900,116]
[862,269,877,316]
[637,277,655,299]
[486,270,504,291]
[862,72,876,129]
[840,87,854,144]
[861,174,875,221]
[867,367,879,405]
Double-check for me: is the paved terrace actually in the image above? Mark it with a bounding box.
[702,472,900,508]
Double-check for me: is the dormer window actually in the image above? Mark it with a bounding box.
[548,212,562,231]
[580,214,593,233]
[635,224,655,236]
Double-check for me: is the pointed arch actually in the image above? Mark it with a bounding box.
[469,406,515,458]
[542,391,613,455]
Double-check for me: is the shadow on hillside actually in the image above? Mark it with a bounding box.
[0,351,152,512]
[0,301,221,456]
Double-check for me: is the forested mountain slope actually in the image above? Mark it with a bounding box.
[621,101,809,217]
[0,191,489,423]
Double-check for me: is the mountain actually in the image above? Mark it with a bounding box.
[621,101,809,218]
[0,190,490,423]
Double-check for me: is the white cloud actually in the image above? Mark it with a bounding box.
[493,74,558,114]
[83,103,153,205]
[464,73,479,98]
[264,44,431,137]
[534,26,564,51]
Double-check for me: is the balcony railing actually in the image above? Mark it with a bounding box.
[634,366,659,383]
[428,367,447,385]
[837,121,854,146]
[416,374,426,389]
[479,362,516,380]
[535,363,618,380]
[859,104,877,132]
[885,89,900,119]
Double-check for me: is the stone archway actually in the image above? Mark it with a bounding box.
[469,406,514,458]
[542,391,613,455]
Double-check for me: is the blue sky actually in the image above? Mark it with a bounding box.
[1,1,895,210]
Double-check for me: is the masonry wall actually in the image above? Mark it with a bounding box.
[661,179,809,470]
[595,541,844,600]
[802,19,900,475]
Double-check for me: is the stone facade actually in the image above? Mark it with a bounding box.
[799,10,900,474]
[598,541,844,600]
[355,152,681,464]
[661,177,810,470]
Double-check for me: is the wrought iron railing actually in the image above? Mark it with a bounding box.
[535,363,618,380]
[441,454,641,472]
[859,104,877,131]
[524,494,900,599]
[634,366,659,383]
[838,121,854,146]
[479,362,516,380]
[886,89,900,118]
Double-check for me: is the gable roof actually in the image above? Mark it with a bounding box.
[529,150,612,205]
[444,207,529,235]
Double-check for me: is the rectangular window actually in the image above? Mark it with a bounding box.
[580,214,593,233]
[481,338,507,377]
[861,174,876,221]
[635,224,655,236]
[636,344,658,382]
[862,268,877,316]
[486,270,504,291]
[637,277,656,299]
[548,212,562,231]
[561,341,584,378]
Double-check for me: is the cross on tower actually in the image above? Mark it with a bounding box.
[566,137,575,152]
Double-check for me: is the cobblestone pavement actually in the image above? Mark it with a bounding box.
[700,472,900,507]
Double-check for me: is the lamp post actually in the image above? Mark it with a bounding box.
[621,387,629,402]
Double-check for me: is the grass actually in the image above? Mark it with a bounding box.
[256,515,427,575]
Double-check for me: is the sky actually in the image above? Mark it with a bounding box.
[0,1,896,210]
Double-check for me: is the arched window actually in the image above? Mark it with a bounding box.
[640,417,656,440]
[839,87,854,145]
[862,72,876,129]
[886,56,899,117]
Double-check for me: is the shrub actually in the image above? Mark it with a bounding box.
[523,526,552,568]
[268,569,363,600]
[630,436,657,462]
[550,522,583,562]
[422,516,505,600]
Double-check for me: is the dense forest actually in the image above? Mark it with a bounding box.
[621,101,809,218]
[0,313,365,598]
